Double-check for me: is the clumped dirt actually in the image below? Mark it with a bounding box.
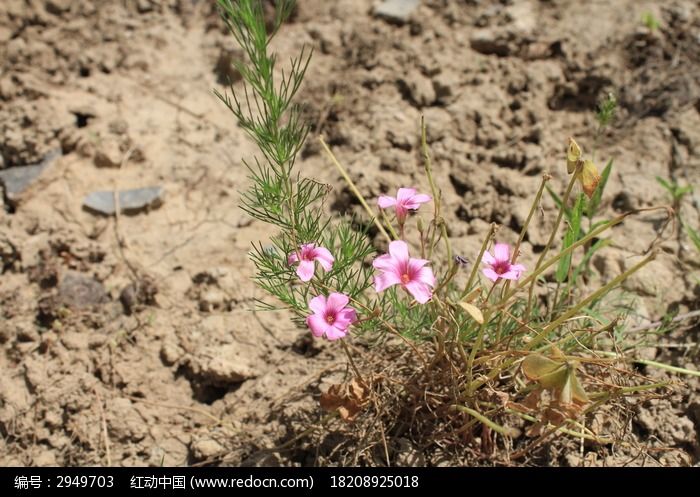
[1,0,699,466]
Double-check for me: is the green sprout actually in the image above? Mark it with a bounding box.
[642,12,661,31]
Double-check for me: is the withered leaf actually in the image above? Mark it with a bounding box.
[319,378,371,423]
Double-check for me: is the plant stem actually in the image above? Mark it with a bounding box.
[514,173,550,263]
[597,351,700,377]
[526,168,580,316]
[421,116,444,260]
[462,223,497,297]
[466,252,655,395]
[319,137,395,242]
[497,211,633,307]
[340,340,365,383]
[452,405,518,437]
[526,252,656,349]
[466,313,490,396]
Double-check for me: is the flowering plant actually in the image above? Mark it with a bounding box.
[216,0,677,461]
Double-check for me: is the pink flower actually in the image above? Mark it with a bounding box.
[481,243,525,282]
[373,240,435,304]
[377,188,431,223]
[306,293,357,341]
[288,243,334,282]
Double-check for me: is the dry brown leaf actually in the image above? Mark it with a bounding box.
[319,378,371,423]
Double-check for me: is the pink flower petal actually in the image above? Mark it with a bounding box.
[312,246,334,271]
[499,269,521,280]
[396,188,417,202]
[481,250,496,265]
[334,308,357,329]
[403,194,432,209]
[287,251,299,265]
[296,260,316,281]
[374,271,402,293]
[372,253,400,273]
[407,258,430,275]
[415,266,436,287]
[377,196,397,209]
[307,314,330,338]
[494,243,510,262]
[388,240,410,263]
[394,205,409,221]
[326,292,350,314]
[325,325,348,341]
[482,268,499,282]
[410,193,432,204]
[404,281,432,304]
[511,263,526,273]
[308,295,327,315]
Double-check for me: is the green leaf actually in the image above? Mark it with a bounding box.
[683,221,700,253]
[521,354,589,404]
[556,194,584,283]
[546,184,572,222]
[571,237,610,285]
[676,185,694,197]
[459,301,484,324]
[655,176,672,192]
[587,159,613,219]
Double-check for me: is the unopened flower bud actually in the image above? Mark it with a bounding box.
[580,159,601,198]
[566,137,582,174]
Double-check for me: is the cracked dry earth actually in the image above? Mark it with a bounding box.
[1,0,699,466]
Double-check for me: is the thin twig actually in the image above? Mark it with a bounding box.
[319,136,393,242]
[626,309,700,333]
[94,389,112,466]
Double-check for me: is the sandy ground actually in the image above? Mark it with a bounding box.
[1,0,699,466]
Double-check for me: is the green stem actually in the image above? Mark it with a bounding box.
[452,405,519,437]
[497,211,632,307]
[526,252,656,350]
[466,312,491,396]
[462,223,497,298]
[466,251,655,394]
[597,352,700,377]
[421,116,444,260]
[526,168,580,316]
[514,173,550,263]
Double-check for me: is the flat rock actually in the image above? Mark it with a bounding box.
[374,0,420,24]
[58,271,109,308]
[0,149,61,204]
[83,186,163,216]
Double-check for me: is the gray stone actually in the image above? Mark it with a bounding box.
[83,186,163,216]
[470,29,511,56]
[58,271,109,308]
[0,149,61,204]
[374,0,420,24]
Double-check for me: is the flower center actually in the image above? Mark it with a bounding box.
[326,314,335,324]
[493,261,510,275]
[401,273,411,284]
